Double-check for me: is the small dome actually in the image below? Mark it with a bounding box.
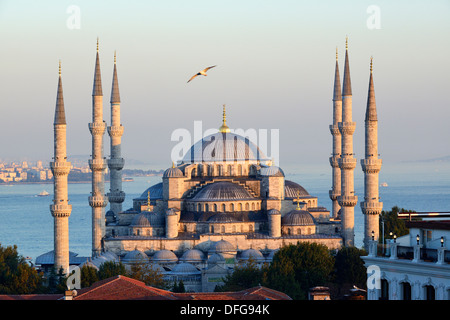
[239,248,264,261]
[122,250,149,263]
[170,263,200,275]
[207,253,226,265]
[284,180,310,198]
[136,183,163,200]
[180,249,205,263]
[282,209,315,226]
[163,166,183,178]
[152,250,178,263]
[209,240,236,254]
[260,166,285,177]
[267,209,281,215]
[131,211,163,227]
[106,210,115,217]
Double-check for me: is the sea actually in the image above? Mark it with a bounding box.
[0,161,449,263]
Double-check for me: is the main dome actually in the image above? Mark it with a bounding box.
[181,131,269,163]
[191,181,254,201]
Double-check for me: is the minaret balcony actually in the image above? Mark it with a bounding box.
[107,158,125,170]
[107,191,125,203]
[329,156,340,168]
[329,190,341,201]
[89,195,108,208]
[50,161,72,176]
[329,125,340,136]
[361,159,382,173]
[89,122,106,135]
[338,122,356,135]
[338,195,358,207]
[107,125,124,137]
[50,203,72,217]
[338,157,357,170]
[360,201,383,215]
[89,158,107,171]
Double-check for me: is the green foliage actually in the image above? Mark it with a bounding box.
[215,258,267,292]
[263,242,335,300]
[127,259,168,289]
[380,206,413,241]
[98,260,127,280]
[0,243,44,294]
[80,264,99,288]
[333,246,367,289]
[172,280,186,293]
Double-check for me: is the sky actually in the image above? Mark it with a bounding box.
[0,0,449,171]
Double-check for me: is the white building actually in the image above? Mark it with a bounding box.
[362,213,450,300]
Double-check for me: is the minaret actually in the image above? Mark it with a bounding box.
[88,39,108,257]
[107,51,125,215]
[329,48,342,219]
[337,37,358,247]
[50,61,72,274]
[361,57,383,250]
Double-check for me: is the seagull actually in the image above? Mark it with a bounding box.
[187,65,217,83]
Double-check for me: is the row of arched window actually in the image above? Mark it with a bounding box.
[189,163,258,177]
[186,202,261,212]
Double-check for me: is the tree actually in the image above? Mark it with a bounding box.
[173,280,186,293]
[331,246,367,299]
[263,242,335,300]
[0,244,44,294]
[215,258,267,292]
[98,261,127,280]
[380,206,413,241]
[127,259,168,289]
[80,264,99,288]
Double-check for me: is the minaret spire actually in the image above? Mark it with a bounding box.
[361,57,383,250]
[329,47,342,219]
[107,50,125,217]
[338,36,357,247]
[50,61,72,274]
[88,39,108,257]
[219,104,230,133]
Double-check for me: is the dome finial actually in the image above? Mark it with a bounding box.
[114,50,116,64]
[96,37,99,52]
[336,47,338,61]
[370,56,373,74]
[59,60,61,76]
[295,191,301,210]
[219,104,230,133]
[147,190,151,211]
[345,35,348,50]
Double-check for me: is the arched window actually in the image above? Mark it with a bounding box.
[222,203,226,212]
[249,225,253,232]
[231,203,235,211]
[238,203,243,211]
[198,203,202,212]
[214,204,218,212]
[221,226,225,233]
[210,225,214,233]
[232,225,236,233]
[228,165,232,176]
[297,229,301,235]
[251,203,255,210]
[205,203,209,212]
[237,164,242,176]
[245,203,249,211]
[401,282,411,300]
[192,168,197,177]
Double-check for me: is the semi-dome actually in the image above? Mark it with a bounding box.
[207,213,239,223]
[209,240,236,254]
[282,209,315,226]
[267,209,281,215]
[180,249,205,263]
[191,181,254,201]
[182,131,269,163]
[239,248,264,261]
[163,166,183,178]
[152,249,178,263]
[131,211,163,227]
[260,166,285,177]
[207,253,226,265]
[122,249,149,263]
[170,262,201,275]
[284,180,310,198]
[136,182,163,201]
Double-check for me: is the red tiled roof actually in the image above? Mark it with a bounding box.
[0,294,62,300]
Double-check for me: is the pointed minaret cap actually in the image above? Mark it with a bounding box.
[54,60,66,125]
[110,51,121,104]
[342,36,352,96]
[219,104,230,133]
[333,47,342,101]
[365,57,377,121]
[92,38,103,96]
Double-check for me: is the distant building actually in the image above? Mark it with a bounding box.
[362,212,450,300]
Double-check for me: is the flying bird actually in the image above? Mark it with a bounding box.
[187,65,217,83]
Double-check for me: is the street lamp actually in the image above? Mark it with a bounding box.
[441,236,444,248]
[416,234,420,245]
[372,230,374,241]
[394,234,397,243]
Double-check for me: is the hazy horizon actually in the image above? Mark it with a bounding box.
[1,0,449,170]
